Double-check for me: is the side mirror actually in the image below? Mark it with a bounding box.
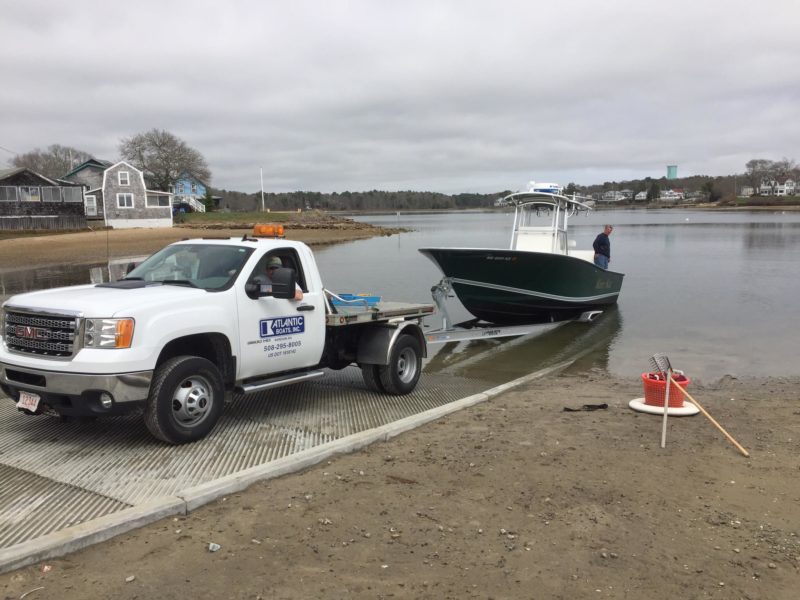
[269,267,297,299]
[246,267,297,299]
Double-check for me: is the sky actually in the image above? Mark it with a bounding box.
[1,0,798,194]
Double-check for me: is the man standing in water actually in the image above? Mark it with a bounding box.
[593,225,613,269]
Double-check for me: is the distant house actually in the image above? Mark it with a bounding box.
[62,158,113,220]
[659,189,684,202]
[600,190,626,203]
[0,167,85,231]
[740,186,755,197]
[634,191,648,202]
[168,172,207,213]
[91,161,173,228]
[759,178,796,196]
[684,191,705,201]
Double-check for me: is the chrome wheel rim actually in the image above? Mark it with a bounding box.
[171,375,213,426]
[396,347,418,384]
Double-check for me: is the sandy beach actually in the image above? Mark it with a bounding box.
[0,218,397,271]
[1,218,798,598]
[1,371,798,599]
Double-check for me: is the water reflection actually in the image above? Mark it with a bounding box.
[1,263,97,301]
[0,257,146,302]
[424,307,622,384]
[743,222,800,250]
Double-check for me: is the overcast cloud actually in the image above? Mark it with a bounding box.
[1,0,798,193]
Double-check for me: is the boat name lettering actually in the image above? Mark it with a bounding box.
[482,329,501,337]
[260,316,305,338]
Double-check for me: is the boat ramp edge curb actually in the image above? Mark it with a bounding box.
[0,357,576,575]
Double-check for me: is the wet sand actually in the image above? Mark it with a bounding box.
[0,219,397,271]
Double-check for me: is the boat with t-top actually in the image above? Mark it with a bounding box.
[419,182,624,326]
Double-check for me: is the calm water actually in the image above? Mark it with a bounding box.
[2,209,799,383]
[321,209,800,383]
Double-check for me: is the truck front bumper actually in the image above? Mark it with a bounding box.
[0,363,153,417]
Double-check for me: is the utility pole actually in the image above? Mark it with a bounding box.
[260,167,265,212]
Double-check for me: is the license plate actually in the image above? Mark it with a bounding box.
[16,391,41,412]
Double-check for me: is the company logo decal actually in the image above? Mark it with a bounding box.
[15,326,49,340]
[260,316,305,338]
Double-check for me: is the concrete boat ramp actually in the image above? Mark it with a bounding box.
[0,365,562,574]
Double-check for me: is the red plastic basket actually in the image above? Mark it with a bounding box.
[641,372,691,407]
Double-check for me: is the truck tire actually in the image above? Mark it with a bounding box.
[378,334,422,395]
[361,364,385,393]
[144,356,224,444]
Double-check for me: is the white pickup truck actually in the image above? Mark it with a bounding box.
[0,231,433,444]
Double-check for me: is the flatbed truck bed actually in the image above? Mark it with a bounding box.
[325,301,436,326]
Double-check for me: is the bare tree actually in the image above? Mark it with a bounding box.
[746,157,798,195]
[12,144,93,179]
[745,159,774,194]
[119,129,211,191]
[771,157,795,179]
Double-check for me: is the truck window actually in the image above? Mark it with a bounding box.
[249,249,306,291]
[126,244,254,291]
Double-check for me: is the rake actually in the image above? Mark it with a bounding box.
[649,353,749,457]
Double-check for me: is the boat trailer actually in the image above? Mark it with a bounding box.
[423,278,603,345]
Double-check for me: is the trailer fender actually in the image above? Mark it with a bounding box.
[357,322,427,365]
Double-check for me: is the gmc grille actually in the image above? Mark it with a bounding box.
[4,310,78,358]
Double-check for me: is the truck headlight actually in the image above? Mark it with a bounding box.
[84,318,135,349]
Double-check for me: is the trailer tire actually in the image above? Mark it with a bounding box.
[144,356,224,444]
[378,334,422,395]
[361,364,385,393]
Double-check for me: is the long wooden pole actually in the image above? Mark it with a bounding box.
[669,375,750,457]
[660,371,671,448]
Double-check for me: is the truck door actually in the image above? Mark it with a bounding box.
[236,248,325,379]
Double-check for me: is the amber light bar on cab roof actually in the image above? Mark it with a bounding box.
[252,223,286,238]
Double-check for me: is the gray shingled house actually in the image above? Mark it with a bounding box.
[99,162,173,228]
[0,167,85,231]
[61,158,112,220]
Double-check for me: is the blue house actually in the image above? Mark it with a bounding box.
[169,173,207,213]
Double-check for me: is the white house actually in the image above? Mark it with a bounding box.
[758,178,797,196]
[659,189,684,202]
[600,190,627,202]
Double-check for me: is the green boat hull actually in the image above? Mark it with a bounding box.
[420,248,624,325]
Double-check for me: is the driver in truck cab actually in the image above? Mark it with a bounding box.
[254,256,303,300]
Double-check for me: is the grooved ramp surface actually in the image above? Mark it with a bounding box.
[0,368,488,554]
[0,465,130,548]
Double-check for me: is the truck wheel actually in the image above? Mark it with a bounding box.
[361,364,385,393]
[378,334,422,395]
[144,356,224,444]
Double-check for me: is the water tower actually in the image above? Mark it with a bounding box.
[667,165,678,180]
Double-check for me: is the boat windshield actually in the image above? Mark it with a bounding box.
[511,197,589,253]
[125,243,255,291]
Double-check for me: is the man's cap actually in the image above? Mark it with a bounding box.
[267,256,283,268]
